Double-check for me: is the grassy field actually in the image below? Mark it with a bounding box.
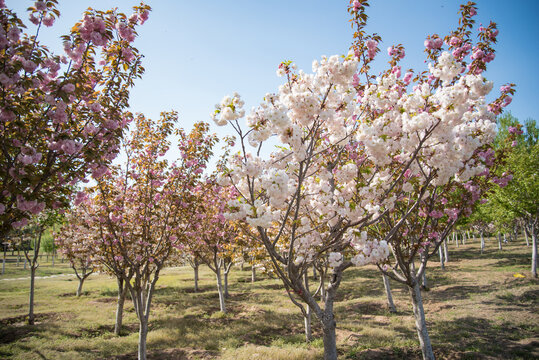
[0,238,538,359]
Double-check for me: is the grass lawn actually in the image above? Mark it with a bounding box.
[0,238,537,359]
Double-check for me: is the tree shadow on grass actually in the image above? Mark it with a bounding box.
[430,316,539,359]
[150,307,316,352]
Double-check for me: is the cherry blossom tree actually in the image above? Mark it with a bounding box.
[55,207,97,297]
[82,113,217,360]
[184,180,239,313]
[212,1,512,358]
[0,0,150,236]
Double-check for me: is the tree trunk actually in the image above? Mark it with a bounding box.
[52,253,55,266]
[115,278,127,336]
[224,272,229,299]
[28,266,36,325]
[1,255,4,275]
[216,269,226,313]
[456,232,460,248]
[193,261,199,293]
[303,272,312,342]
[304,306,312,342]
[409,281,435,360]
[138,317,148,360]
[251,265,256,283]
[76,276,86,297]
[443,239,449,262]
[438,246,445,270]
[313,264,318,280]
[24,257,27,269]
[382,274,397,313]
[28,228,42,325]
[531,223,537,278]
[524,225,530,246]
[498,233,503,250]
[503,233,508,244]
[480,232,485,254]
[321,314,337,360]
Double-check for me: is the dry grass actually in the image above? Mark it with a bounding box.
[0,238,537,359]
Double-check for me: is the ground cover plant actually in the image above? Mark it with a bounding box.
[0,239,537,359]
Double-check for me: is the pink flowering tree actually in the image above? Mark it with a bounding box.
[183,180,239,313]
[55,207,97,297]
[83,113,217,360]
[0,0,150,236]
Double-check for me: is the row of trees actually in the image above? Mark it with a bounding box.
[2,1,536,360]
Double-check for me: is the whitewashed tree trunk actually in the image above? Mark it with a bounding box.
[530,222,537,278]
[503,233,508,244]
[51,253,55,266]
[438,246,445,270]
[24,257,27,269]
[443,239,449,262]
[16,251,20,267]
[524,225,530,246]
[138,317,148,360]
[456,232,460,248]
[128,271,159,360]
[216,268,226,313]
[410,280,435,360]
[251,264,256,283]
[382,274,397,312]
[480,232,485,254]
[498,233,503,250]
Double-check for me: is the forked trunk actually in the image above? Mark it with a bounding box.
[409,281,435,360]
[76,277,86,297]
[382,274,397,313]
[216,269,226,313]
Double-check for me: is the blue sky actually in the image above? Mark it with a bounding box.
[8,0,539,152]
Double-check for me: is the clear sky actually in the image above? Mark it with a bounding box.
[7,0,539,157]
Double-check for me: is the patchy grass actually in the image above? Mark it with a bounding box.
[0,238,537,359]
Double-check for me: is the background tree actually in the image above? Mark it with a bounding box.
[55,207,97,297]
